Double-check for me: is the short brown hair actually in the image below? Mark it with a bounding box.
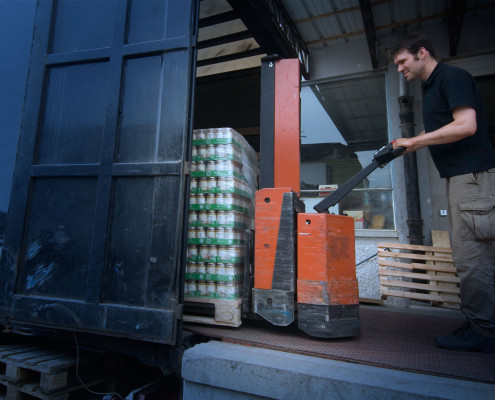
[390,35,436,59]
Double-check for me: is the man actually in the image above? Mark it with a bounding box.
[391,35,495,353]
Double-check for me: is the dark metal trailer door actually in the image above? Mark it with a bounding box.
[0,0,197,345]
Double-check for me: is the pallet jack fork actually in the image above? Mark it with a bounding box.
[253,57,405,338]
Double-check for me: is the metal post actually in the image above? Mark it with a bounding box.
[398,94,424,245]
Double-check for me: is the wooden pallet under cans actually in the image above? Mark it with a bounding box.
[378,232,460,309]
[183,297,242,327]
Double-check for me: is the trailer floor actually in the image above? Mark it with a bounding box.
[183,304,495,385]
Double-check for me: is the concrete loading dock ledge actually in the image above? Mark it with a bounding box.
[182,341,495,400]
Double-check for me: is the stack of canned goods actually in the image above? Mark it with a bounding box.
[184,279,241,299]
[185,128,258,301]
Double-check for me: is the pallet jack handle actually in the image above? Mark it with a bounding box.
[313,143,406,213]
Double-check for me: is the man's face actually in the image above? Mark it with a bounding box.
[393,49,423,82]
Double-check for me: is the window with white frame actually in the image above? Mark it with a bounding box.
[300,73,395,230]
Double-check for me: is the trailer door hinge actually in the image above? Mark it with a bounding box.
[184,162,190,176]
[175,303,184,319]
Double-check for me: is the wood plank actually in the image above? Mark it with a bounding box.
[377,251,453,263]
[0,347,38,360]
[431,230,460,309]
[6,350,58,364]
[381,287,461,303]
[378,242,452,253]
[380,278,460,294]
[184,297,242,327]
[378,259,457,273]
[379,268,460,283]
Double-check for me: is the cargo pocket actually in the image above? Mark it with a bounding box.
[459,201,495,240]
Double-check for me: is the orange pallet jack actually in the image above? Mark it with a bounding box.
[253,57,404,338]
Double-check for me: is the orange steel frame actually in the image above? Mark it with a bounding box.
[273,59,300,192]
[253,57,359,337]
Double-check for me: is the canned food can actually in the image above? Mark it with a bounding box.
[216,281,226,296]
[218,246,228,261]
[205,129,216,140]
[217,160,227,173]
[217,211,226,225]
[217,177,227,191]
[188,211,198,224]
[225,282,238,296]
[189,194,197,205]
[224,228,234,240]
[199,177,208,191]
[206,227,216,239]
[223,160,234,171]
[198,211,208,224]
[207,281,216,295]
[216,263,225,275]
[199,245,209,260]
[196,130,206,140]
[190,178,198,190]
[223,177,235,191]
[215,193,224,205]
[198,145,207,159]
[215,227,225,239]
[187,245,198,259]
[224,211,235,225]
[196,161,206,171]
[223,193,234,205]
[186,262,197,273]
[225,263,236,275]
[196,194,206,205]
[206,263,216,274]
[207,210,217,225]
[191,146,198,158]
[198,280,208,295]
[187,227,196,239]
[207,245,218,260]
[206,193,216,205]
[196,227,206,239]
[206,161,216,171]
[206,144,216,158]
[185,280,197,295]
[197,262,206,274]
[215,144,226,158]
[207,177,217,191]
[224,144,235,157]
[217,127,232,139]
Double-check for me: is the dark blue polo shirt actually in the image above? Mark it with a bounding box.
[422,62,495,178]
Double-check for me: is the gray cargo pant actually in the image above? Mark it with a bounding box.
[447,168,495,339]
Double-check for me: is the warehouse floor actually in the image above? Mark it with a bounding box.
[184,304,495,385]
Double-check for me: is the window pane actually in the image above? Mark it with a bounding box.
[300,74,394,229]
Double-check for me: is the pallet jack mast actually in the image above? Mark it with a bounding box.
[252,57,406,338]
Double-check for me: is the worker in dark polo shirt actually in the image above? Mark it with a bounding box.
[391,35,495,353]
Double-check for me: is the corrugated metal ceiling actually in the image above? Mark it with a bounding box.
[197,0,495,77]
[281,0,495,52]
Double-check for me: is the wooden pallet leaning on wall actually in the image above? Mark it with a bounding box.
[378,234,460,309]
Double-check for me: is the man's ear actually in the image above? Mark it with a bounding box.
[417,47,427,60]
